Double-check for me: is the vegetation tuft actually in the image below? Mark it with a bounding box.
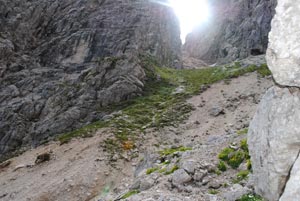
[218,139,250,169]
[217,160,227,172]
[237,128,249,135]
[208,189,219,195]
[257,64,272,77]
[146,167,159,175]
[218,147,235,161]
[164,165,179,175]
[237,194,264,201]
[120,190,140,199]
[159,146,192,157]
[233,170,250,184]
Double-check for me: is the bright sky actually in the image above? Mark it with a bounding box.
[168,0,210,43]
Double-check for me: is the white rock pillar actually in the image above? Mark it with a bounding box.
[248,0,300,200]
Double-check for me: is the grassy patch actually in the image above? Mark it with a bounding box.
[218,147,235,161]
[58,121,109,144]
[146,167,159,175]
[159,146,192,157]
[233,170,250,184]
[240,139,249,153]
[215,170,222,176]
[257,64,272,77]
[218,139,250,169]
[164,165,179,175]
[237,128,249,135]
[217,160,227,172]
[120,190,140,199]
[154,63,261,95]
[237,194,264,201]
[208,189,219,195]
[247,159,252,171]
[228,151,246,169]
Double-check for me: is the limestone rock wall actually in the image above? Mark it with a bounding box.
[248,86,300,200]
[266,0,300,87]
[248,0,300,200]
[0,0,181,158]
[183,0,277,64]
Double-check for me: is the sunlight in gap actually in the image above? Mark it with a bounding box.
[168,0,210,43]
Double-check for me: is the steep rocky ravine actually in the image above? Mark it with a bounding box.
[0,61,274,200]
[2,0,299,200]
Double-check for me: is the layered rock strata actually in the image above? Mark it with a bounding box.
[0,0,181,158]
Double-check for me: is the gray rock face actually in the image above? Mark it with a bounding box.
[183,0,277,64]
[0,0,181,159]
[266,0,300,87]
[248,86,300,201]
[248,0,300,200]
[280,155,300,201]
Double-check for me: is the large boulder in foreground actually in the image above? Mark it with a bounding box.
[248,86,300,201]
[249,1,300,199]
[0,0,181,159]
[266,0,300,87]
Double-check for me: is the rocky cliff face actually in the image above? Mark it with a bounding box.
[183,0,277,64]
[248,0,300,200]
[0,0,181,159]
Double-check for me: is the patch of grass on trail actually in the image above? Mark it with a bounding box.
[58,57,269,153]
[218,139,250,169]
[120,190,140,199]
[237,194,264,201]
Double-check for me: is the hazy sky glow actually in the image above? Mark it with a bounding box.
[168,0,210,43]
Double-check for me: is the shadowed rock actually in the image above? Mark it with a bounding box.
[183,0,277,64]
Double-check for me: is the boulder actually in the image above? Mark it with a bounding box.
[172,169,192,186]
[248,86,300,201]
[266,0,300,87]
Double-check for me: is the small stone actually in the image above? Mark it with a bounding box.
[173,86,185,95]
[174,138,180,143]
[35,152,51,164]
[181,160,197,174]
[209,180,222,189]
[130,180,141,190]
[95,157,105,162]
[193,169,208,182]
[202,178,209,185]
[172,169,192,185]
[209,106,225,117]
[0,160,11,170]
[140,178,155,191]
